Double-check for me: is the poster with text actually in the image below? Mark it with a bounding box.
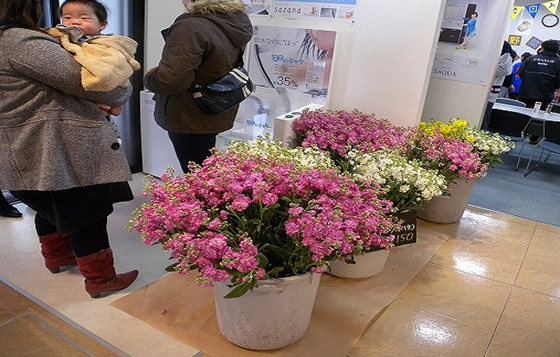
[248,25,336,105]
[433,0,510,85]
[271,0,356,22]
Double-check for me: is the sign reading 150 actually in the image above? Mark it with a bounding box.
[273,7,302,14]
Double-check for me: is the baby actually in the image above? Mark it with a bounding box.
[47,0,140,138]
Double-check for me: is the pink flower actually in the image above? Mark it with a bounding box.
[231,195,251,211]
[293,109,413,156]
[129,139,397,297]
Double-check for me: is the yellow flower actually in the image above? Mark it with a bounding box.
[440,125,451,135]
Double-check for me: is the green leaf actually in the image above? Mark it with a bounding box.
[164,262,179,272]
[261,243,290,260]
[257,253,269,269]
[223,280,256,298]
[265,266,284,277]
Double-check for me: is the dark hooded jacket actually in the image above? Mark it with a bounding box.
[517,50,560,102]
[144,0,253,134]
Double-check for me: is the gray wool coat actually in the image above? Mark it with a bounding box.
[0,28,132,191]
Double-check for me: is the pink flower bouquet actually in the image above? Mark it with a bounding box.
[130,137,395,297]
[291,109,447,213]
[292,109,413,171]
[407,119,514,183]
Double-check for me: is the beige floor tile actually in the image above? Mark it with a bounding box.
[455,209,536,245]
[0,174,198,357]
[417,217,462,239]
[516,228,560,298]
[534,226,560,240]
[393,263,511,331]
[429,219,532,284]
[486,287,560,357]
[467,205,538,230]
[536,222,560,234]
[349,301,494,357]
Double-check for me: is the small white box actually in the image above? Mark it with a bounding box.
[273,104,325,147]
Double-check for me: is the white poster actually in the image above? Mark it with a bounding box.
[249,25,336,104]
[217,26,336,148]
[270,0,357,22]
[433,0,510,85]
[514,17,533,36]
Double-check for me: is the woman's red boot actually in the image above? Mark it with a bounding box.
[39,232,76,273]
[76,248,138,298]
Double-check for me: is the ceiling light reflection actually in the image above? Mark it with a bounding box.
[463,211,504,228]
[413,318,456,346]
[453,254,487,276]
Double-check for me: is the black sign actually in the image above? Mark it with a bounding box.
[370,210,417,251]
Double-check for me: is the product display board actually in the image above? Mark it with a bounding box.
[249,25,336,105]
[243,0,272,15]
[217,25,337,148]
[242,0,357,22]
[432,0,510,85]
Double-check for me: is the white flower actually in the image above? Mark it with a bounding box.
[349,149,448,212]
[466,127,515,155]
[227,134,335,171]
[399,185,410,193]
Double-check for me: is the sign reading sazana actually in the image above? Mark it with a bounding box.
[270,0,357,22]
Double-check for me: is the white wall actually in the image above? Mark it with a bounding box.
[335,1,447,127]
[421,0,515,127]
[144,0,446,128]
[144,1,185,71]
[506,2,559,57]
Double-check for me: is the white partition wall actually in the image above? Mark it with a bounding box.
[139,91,182,177]
[144,1,514,129]
[144,1,185,71]
[325,1,447,127]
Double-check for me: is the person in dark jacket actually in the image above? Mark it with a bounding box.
[517,40,560,110]
[144,0,253,173]
[517,40,560,143]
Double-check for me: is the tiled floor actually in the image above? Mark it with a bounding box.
[1,173,560,357]
[0,281,123,357]
[351,212,560,357]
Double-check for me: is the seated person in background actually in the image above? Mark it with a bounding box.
[499,73,513,98]
[481,41,514,131]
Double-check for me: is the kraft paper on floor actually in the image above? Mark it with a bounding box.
[111,221,447,357]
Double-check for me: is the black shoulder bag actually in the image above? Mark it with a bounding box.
[192,52,254,115]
